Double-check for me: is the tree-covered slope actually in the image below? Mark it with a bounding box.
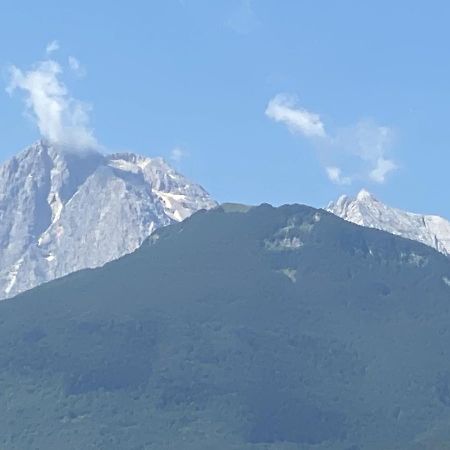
[1,204,450,449]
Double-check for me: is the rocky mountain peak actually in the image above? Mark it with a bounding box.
[0,142,217,299]
[327,190,450,256]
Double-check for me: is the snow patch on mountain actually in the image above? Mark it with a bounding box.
[327,190,450,256]
[0,141,217,299]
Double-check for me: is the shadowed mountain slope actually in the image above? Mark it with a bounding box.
[1,204,450,449]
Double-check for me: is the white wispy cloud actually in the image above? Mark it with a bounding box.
[170,147,187,163]
[326,166,351,185]
[68,56,86,77]
[265,94,326,139]
[6,55,98,151]
[369,157,397,183]
[266,94,397,185]
[46,40,59,55]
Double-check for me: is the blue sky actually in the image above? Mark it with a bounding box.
[1,1,449,217]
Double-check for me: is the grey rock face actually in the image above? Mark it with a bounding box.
[327,189,450,256]
[0,141,217,299]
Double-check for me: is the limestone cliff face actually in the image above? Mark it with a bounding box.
[0,141,216,299]
[327,189,450,257]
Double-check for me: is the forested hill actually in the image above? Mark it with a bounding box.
[1,203,450,450]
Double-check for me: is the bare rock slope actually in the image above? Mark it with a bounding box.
[0,141,216,298]
[327,189,450,256]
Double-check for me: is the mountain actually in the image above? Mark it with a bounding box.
[327,189,450,257]
[1,204,450,449]
[0,141,216,299]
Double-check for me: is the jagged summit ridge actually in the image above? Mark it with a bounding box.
[327,189,450,256]
[0,141,217,299]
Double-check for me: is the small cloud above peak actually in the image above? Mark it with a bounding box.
[7,49,99,151]
[170,147,188,163]
[369,157,397,183]
[326,166,351,185]
[266,93,398,186]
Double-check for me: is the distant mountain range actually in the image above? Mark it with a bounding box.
[0,141,216,299]
[1,203,450,449]
[327,189,450,257]
[0,142,449,301]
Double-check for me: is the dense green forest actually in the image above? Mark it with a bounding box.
[1,204,450,449]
